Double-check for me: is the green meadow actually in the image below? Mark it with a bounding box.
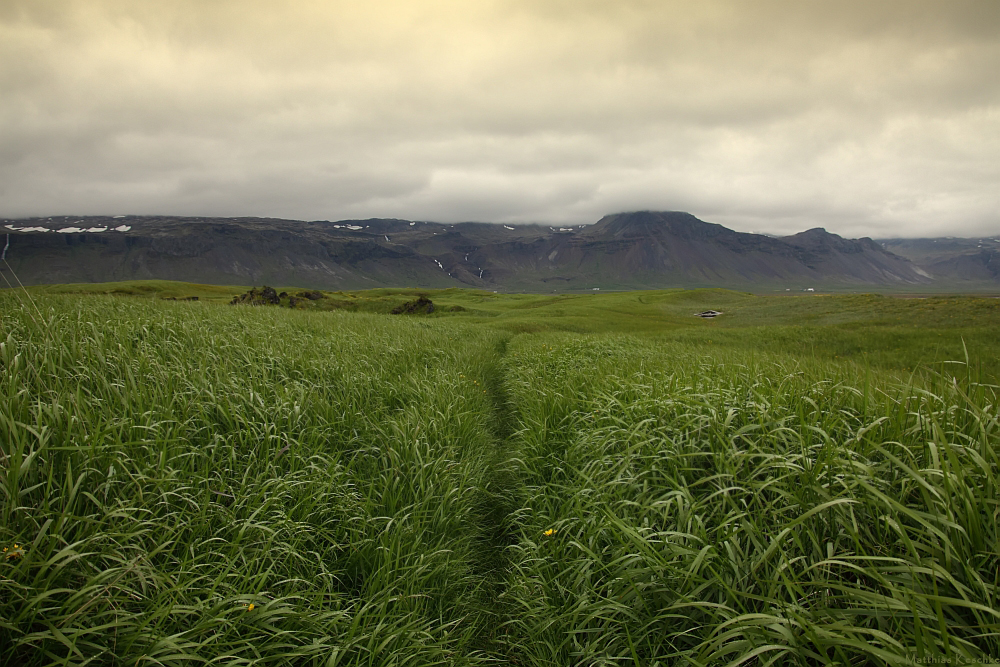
[2,282,999,665]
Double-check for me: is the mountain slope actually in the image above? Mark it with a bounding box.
[2,211,935,290]
[879,237,1000,284]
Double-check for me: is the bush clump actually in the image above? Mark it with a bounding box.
[391,296,435,314]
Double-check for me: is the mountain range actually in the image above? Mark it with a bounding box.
[2,210,996,291]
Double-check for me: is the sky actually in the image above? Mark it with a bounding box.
[1,0,998,238]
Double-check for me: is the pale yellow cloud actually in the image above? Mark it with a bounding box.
[0,0,997,236]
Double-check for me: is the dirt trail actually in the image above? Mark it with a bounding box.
[467,335,524,658]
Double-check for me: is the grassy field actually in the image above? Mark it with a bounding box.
[2,282,999,665]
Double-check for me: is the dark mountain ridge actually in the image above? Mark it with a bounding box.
[0,210,948,290]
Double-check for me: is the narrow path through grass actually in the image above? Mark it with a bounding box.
[466,335,525,660]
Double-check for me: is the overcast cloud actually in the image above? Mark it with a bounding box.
[1,0,998,237]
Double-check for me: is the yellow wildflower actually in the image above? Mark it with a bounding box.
[543,529,556,537]
[247,603,255,612]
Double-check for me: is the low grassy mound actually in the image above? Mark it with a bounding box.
[391,295,435,315]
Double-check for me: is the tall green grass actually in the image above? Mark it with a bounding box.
[2,292,999,665]
[503,334,1000,665]
[0,295,512,665]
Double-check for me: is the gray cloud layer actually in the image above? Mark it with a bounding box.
[1,0,998,236]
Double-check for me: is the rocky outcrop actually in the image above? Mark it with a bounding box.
[230,286,280,306]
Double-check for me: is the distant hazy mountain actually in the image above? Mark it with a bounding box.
[0,210,961,291]
[878,236,1000,284]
